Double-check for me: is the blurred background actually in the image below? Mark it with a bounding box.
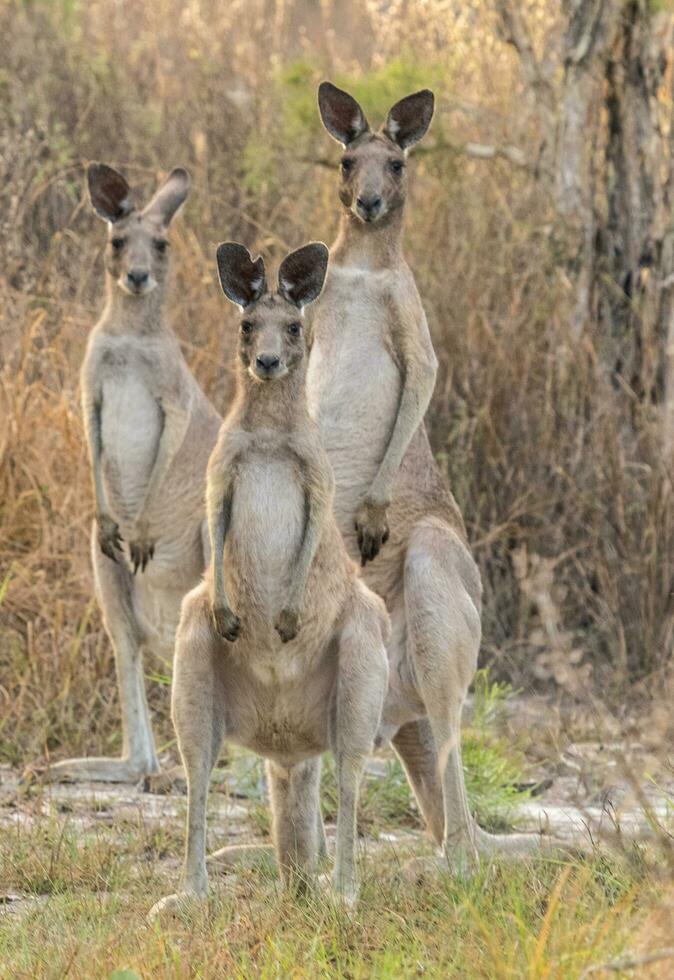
[1,0,674,764]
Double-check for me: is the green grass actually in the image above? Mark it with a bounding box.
[1,672,668,978]
[0,813,661,979]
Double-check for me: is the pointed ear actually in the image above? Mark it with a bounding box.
[216,243,267,308]
[383,90,434,150]
[143,168,190,226]
[87,163,133,223]
[278,243,329,310]
[318,82,370,146]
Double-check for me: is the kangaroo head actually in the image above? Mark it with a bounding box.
[87,163,190,298]
[216,242,329,383]
[318,82,434,225]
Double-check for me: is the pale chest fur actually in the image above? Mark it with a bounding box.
[307,266,401,530]
[226,451,305,621]
[85,330,205,544]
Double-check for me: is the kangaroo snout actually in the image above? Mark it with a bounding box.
[126,269,150,293]
[356,195,382,221]
[254,352,282,379]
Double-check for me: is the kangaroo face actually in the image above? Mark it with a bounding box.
[318,82,434,226]
[104,212,169,297]
[216,241,329,383]
[87,163,190,299]
[238,296,306,382]
[339,134,406,224]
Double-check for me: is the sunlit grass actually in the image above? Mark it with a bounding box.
[0,811,661,979]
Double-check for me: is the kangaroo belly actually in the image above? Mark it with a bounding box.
[101,375,162,523]
[225,458,305,622]
[307,297,400,531]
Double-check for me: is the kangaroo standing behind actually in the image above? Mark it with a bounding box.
[52,164,221,783]
[149,242,389,918]
[308,83,546,874]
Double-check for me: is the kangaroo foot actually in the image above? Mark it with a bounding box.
[147,889,207,924]
[45,756,159,784]
[208,843,276,874]
[139,765,186,795]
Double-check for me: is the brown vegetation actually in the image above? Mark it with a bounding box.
[1,0,673,765]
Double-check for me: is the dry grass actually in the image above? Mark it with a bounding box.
[0,1,672,762]
[0,801,668,979]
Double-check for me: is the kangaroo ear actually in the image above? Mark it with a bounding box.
[383,90,434,150]
[143,168,191,226]
[216,243,267,308]
[278,242,329,309]
[87,163,133,223]
[318,82,370,146]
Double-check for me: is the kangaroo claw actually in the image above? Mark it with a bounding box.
[212,605,241,642]
[97,512,123,562]
[355,500,390,565]
[275,608,300,643]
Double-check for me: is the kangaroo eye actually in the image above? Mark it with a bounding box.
[240,320,253,336]
[154,238,168,254]
[341,157,354,175]
[390,160,404,175]
[111,237,126,250]
[287,322,301,337]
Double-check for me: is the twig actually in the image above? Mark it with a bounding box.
[494,0,549,95]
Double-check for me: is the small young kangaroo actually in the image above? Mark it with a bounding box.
[308,83,548,874]
[149,242,389,918]
[51,164,221,783]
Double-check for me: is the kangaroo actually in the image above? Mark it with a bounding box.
[51,164,221,783]
[307,83,548,875]
[149,241,389,918]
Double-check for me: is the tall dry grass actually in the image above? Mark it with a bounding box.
[0,0,671,763]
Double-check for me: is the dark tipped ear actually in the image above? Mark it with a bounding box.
[216,243,267,308]
[278,242,329,309]
[87,163,133,223]
[143,168,191,226]
[318,82,370,146]
[383,90,434,150]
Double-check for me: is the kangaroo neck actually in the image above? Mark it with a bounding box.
[235,361,310,432]
[102,276,167,336]
[331,206,405,271]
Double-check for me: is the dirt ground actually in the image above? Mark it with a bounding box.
[2,696,671,921]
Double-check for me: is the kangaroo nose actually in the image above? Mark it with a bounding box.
[256,353,280,371]
[356,195,382,216]
[127,269,149,288]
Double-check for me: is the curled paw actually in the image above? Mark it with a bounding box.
[212,604,241,642]
[355,500,390,565]
[96,512,123,561]
[275,607,300,644]
[129,537,155,574]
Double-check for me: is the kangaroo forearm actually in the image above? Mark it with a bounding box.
[288,511,324,610]
[135,410,189,521]
[369,370,434,504]
[209,505,229,607]
[85,400,109,516]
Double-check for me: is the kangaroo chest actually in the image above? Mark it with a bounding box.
[100,367,162,522]
[307,268,401,528]
[226,452,306,618]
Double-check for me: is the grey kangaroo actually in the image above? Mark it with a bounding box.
[51,164,221,783]
[307,83,550,875]
[149,241,389,918]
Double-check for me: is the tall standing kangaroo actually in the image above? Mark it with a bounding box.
[51,164,221,783]
[308,83,544,873]
[149,242,389,918]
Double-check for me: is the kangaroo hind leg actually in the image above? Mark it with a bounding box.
[149,588,225,919]
[50,524,159,783]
